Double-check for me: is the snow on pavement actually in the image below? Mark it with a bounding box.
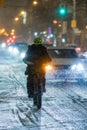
[0,63,87,130]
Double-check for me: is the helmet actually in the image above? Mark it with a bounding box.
[34,37,42,45]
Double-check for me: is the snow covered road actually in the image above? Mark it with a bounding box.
[0,62,87,130]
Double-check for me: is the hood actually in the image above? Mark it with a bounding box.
[51,58,80,66]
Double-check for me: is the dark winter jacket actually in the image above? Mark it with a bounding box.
[23,44,51,74]
[23,44,51,65]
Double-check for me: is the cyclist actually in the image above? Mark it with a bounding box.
[23,37,51,98]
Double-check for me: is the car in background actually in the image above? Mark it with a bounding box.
[46,46,86,83]
[7,42,28,59]
[65,44,81,55]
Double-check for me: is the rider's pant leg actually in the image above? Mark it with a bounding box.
[27,76,34,98]
[41,74,46,92]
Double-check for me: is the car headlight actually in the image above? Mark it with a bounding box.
[1,42,6,48]
[13,47,19,55]
[8,46,13,52]
[71,63,84,71]
[8,46,19,55]
[20,52,26,58]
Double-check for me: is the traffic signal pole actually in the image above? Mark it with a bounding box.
[57,5,68,46]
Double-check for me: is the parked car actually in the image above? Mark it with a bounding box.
[46,46,86,83]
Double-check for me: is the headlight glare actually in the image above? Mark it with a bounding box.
[20,52,26,58]
[1,42,6,48]
[71,64,76,70]
[71,63,84,71]
[45,65,53,71]
[77,63,84,71]
[13,47,19,55]
[8,46,13,52]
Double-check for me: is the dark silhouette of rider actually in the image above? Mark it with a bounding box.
[23,37,51,98]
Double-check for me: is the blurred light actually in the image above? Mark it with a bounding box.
[11,29,15,32]
[50,34,53,38]
[53,20,58,24]
[14,17,19,21]
[57,6,67,17]
[12,35,16,39]
[8,46,13,52]
[62,34,67,43]
[33,1,38,5]
[1,28,5,33]
[48,27,52,33]
[20,11,25,15]
[47,35,50,39]
[47,34,53,38]
[23,11,27,24]
[0,28,5,34]
[11,32,14,35]
[77,63,84,71]
[71,64,76,70]
[11,39,14,43]
[1,42,6,48]
[34,32,38,36]
[71,63,84,71]
[45,65,53,71]
[83,52,87,57]
[4,32,9,36]
[7,39,10,44]
[75,47,81,52]
[6,35,16,44]
[13,47,19,55]
[20,52,26,58]
[62,38,66,43]
[43,31,47,34]
[58,24,62,27]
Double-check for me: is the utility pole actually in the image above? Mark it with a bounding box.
[71,0,76,44]
[73,0,76,20]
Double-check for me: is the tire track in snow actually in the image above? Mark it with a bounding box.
[8,71,41,126]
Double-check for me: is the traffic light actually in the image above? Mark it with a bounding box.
[57,5,67,18]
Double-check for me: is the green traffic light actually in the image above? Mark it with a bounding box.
[57,6,67,17]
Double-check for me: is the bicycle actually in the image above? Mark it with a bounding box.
[33,72,45,109]
[25,62,52,109]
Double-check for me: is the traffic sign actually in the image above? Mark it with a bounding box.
[71,20,77,28]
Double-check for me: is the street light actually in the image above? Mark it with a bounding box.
[20,11,25,16]
[33,1,38,6]
[20,11,27,24]
[14,17,19,22]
